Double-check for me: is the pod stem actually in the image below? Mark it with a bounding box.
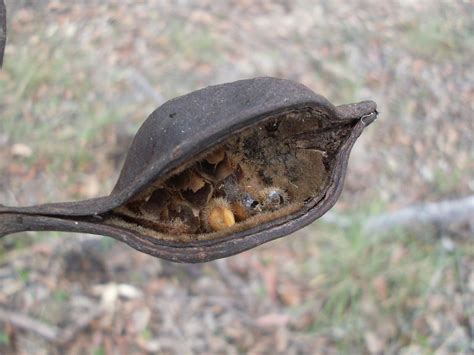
[0,213,79,238]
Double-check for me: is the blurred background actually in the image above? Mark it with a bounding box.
[0,0,472,354]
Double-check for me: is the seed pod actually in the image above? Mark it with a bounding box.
[0,77,377,263]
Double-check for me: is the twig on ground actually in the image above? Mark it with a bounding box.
[0,307,104,345]
[322,195,474,235]
[363,195,474,234]
[0,308,58,342]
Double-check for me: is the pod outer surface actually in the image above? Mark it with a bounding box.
[0,77,337,217]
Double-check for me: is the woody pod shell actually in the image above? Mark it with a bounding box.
[0,77,377,263]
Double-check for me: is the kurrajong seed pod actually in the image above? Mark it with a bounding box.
[0,77,378,263]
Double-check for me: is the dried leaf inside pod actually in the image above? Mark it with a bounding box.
[0,77,377,263]
[204,149,226,165]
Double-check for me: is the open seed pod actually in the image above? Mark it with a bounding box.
[0,77,377,262]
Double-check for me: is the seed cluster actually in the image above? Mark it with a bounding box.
[110,108,347,239]
[137,147,289,234]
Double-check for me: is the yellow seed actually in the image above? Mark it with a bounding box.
[208,205,235,231]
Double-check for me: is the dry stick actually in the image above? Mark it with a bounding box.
[363,195,474,234]
[0,308,58,342]
[0,307,104,345]
[321,195,474,235]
